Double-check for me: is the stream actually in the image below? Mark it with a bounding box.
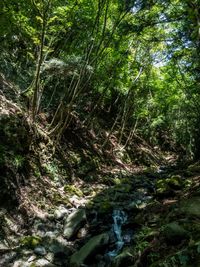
[108,210,128,258]
[0,164,181,267]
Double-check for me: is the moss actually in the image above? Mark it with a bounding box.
[64,184,83,197]
[53,192,70,206]
[20,235,42,249]
[99,200,112,213]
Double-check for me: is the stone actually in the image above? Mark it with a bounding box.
[70,233,109,267]
[0,252,17,266]
[127,200,147,211]
[27,255,37,262]
[54,205,69,220]
[34,246,47,256]
[33,259,56,267]
[63,209,86,239]
[45,253,55,263]
[13,260,26,267]
[163,222,189,244]
[0,241,9,251]
[48,236,71,256]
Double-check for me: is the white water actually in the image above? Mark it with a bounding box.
[108,209,127,257]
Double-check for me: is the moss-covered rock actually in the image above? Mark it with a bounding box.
[70,233,109,267]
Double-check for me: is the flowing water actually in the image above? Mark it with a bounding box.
[108,209,128,257]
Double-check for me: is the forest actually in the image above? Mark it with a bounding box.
[0,0,200,266]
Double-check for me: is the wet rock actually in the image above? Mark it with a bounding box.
[63,209,86,239]
[70,233,109,267]
[163,222,189,244]
[34,246,47,256]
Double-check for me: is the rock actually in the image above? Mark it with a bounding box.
[44,231,58,240]
[63,209,86,239]
[48,236,71,256]
[27,255,37,262]
[45,253,55,263]
[0,252,17,266]
[54,205,69,220]
[127,200,147,211]
[13,260,26,267]
[0,241,9,251]
[163,222,189,244]
[70,233,109,267]
[180,197,200,218]
[33,259,56,267]
[34,246,47,256]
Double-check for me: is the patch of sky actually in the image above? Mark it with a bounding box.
[130,0,142,14]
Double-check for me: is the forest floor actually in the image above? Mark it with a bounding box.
[0,95,200,267]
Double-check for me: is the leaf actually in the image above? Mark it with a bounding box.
[36,16,43,24]
[48,16,58,25]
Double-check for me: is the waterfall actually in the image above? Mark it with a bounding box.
[108,209,127,257]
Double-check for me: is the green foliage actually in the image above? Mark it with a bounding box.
[14,155,25,169]
[1,0,200,158]
[20,235,42,249]
[64,185,83,197]
[134,226,152,252]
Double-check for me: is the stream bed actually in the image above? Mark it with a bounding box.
[0,164,184,267]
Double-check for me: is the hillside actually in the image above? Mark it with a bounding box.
[1,1,200,266]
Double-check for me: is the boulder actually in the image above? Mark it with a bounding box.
[70,233,109,267]
[63,209,86,239]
